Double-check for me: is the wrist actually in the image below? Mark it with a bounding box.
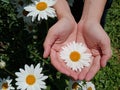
[84,19,101,25]
[54,0,72,19]
[79,19,101,31]
[80,0,107,24]
[78,19,100,28]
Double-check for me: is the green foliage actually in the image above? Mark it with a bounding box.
[0,0,120,90]
[0,0,68,89]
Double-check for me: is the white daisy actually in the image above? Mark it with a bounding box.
[0,60,6,69]
[82,82,96,90]
[15,63,48,90]
[60,41,92,71]
[0,76,14,90]
[24,0,57,22]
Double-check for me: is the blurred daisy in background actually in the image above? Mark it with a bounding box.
[68,79,96,90]
[60,41,92,71]
[68,79,83,90]
[10,0,27,8]
[0,76,14,90]
[17,5,33,25]
[15,63,48,90]
[82,82,96,90]
[10,0,34,25]
[24,0,57,22]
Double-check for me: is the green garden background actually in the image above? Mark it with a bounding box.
[0,0,120,90]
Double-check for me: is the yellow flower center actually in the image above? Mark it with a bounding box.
[72,82,80,90]
[87,87,92,90]
[26,74,36,85]
[2,83,8,90]
[36,2,47,11]
[70,51,81,62]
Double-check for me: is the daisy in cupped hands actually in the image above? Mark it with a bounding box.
[60,41,92,72]
[43,0,94,81]
[58,32,93,81]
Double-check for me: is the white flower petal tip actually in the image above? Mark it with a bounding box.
[60,41,92,72]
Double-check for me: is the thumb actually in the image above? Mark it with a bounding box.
[43,30,57,58]
[100,48,112,67]
[100,41,112,67]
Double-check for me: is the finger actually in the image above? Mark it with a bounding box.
[43,19,69,58]
[100,47,112,67]
[70,71,79,81]
[100,41,112,67]
[50,49,79,80]
[78,56,93,80]
[50,49,70,76]
[85,54,101,81]
[43,30,57,58]
[78,66,91,81]
[43,44,51,58]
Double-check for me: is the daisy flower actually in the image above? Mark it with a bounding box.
[60,41,92,71]
[0,76,14,90]
[24,0,57,22]
[68,79,96,90]
[68,79,83,90]
[82,82,96,90]
[15,63,48,90]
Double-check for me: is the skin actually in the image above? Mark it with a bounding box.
[43,0,112,81]
[77,0,112,81]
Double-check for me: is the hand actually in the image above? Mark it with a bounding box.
[75,21,94,81]
[77,21,112,81]
[43,17,79,80]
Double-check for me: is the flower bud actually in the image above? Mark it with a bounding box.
[0,60,6,69]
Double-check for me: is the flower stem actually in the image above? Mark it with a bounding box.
[4,68,16,77]
[30,51,49,64]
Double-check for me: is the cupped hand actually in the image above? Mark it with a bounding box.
[75,21,94,81]
[43,17,79,80]
[77,21,112,81]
